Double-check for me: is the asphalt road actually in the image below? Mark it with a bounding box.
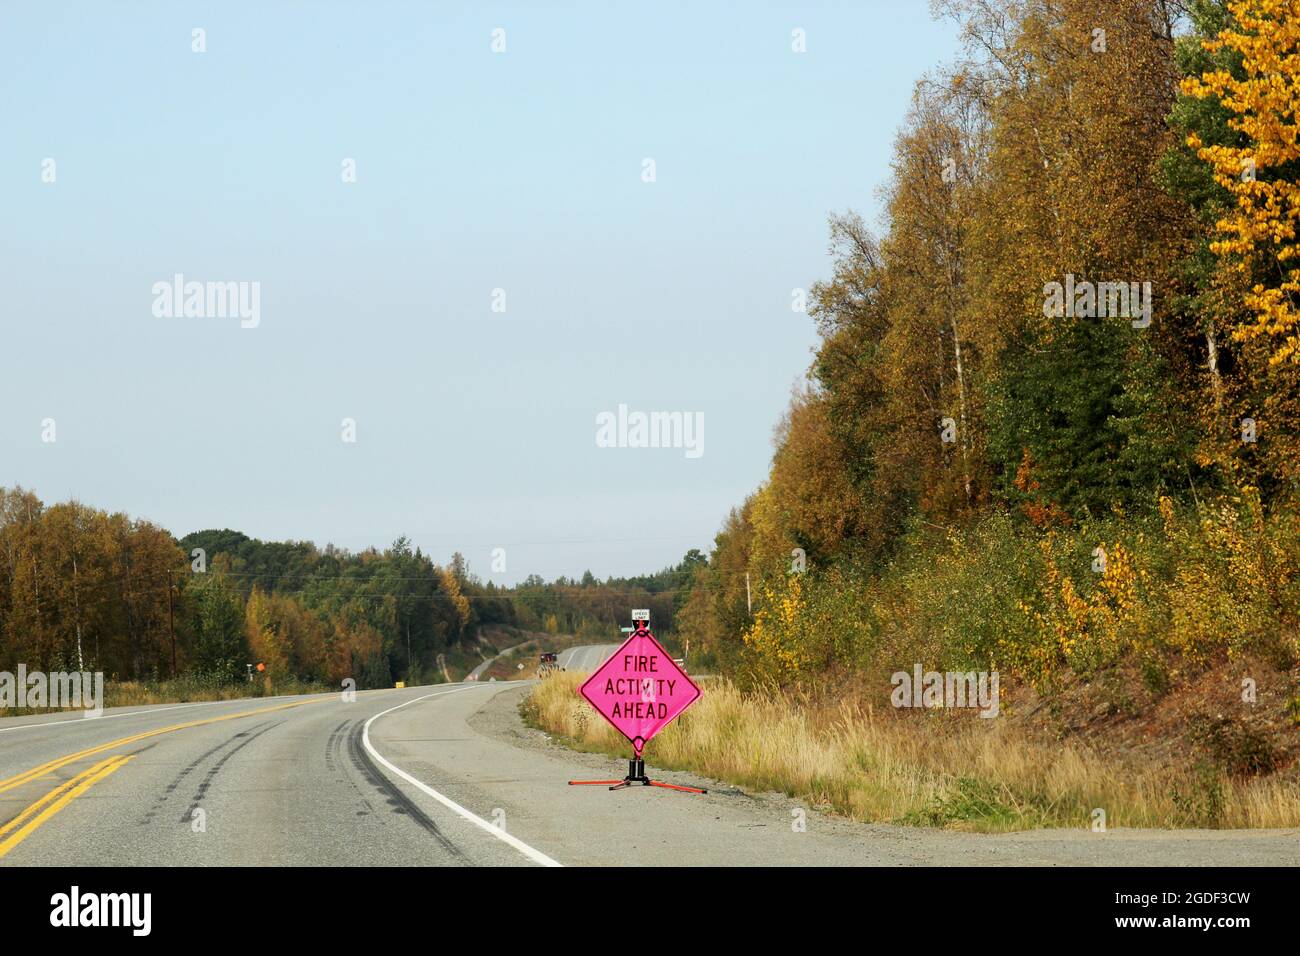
[556,644,619,672]
[0,660,1295,866]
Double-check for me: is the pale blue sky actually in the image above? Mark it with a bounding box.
[1,2,959,584]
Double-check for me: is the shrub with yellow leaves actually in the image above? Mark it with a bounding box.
[740,574,810,687]
[1163,488,1299,663]
[1018,534,1147,686]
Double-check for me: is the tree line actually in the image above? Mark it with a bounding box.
[0,486,696,688]
[678,0,1300,688]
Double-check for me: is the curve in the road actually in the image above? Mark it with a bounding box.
[360,686,561,867]
[556,644,620,672]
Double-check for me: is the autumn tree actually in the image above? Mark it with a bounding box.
[676,500,756,671]
[749,387,869,576]
[1175,0,1300,490]
[880,78,990,511]
[946,0,1203,514]
[1182,0,1300,365]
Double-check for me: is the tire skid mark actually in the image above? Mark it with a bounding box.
[323,720,348,773]
[327,719,376,816]
[0,697,319,797]
[346,719,464,861]
[181,721,283,823]
[138,725,272,825]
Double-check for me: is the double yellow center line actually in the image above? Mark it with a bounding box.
[0,697,322,860]
[0,755,134,859]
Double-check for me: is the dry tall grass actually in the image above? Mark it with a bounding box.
[523,672,1300,831]
[97,676,326,710]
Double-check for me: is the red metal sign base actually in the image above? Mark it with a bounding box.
[568,756,707,794]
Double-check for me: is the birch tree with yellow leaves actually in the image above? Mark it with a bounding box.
[1183,0,1300,364]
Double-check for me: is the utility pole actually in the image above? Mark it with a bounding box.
[167,576,176,677]
[72,554,84,671]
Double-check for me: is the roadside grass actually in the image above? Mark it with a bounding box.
[106,676,331,707]
[521,672,1300,832]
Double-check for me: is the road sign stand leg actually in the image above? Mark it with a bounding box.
[568,755,707,794]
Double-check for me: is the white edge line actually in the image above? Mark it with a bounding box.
[0,695,309,734]
[362,685,564,868]
[0,701,204,733]
[0,686,421,735]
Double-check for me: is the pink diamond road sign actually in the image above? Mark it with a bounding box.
[579,630,700,755]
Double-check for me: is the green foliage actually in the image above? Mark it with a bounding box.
[985,321,1197,518]
[189,574,248,683]
[675,0,1300,718]
[902,776,1049,830]
[3,486,706,692]
[719,487,1300,698]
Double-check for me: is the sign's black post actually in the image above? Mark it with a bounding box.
[568,748,708,794]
